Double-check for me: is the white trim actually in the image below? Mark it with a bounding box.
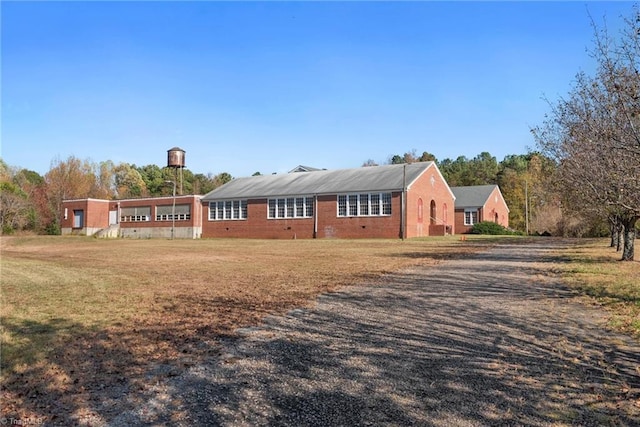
[337,192,392,217]
[267,196,314,219]
[464,209,479,226]
[208,200,247,221]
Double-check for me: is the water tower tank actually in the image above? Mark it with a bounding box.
[167,147,186,168]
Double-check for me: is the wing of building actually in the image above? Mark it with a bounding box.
[60,195,203,239]
[451,185,510,233]
[201,162,456,239]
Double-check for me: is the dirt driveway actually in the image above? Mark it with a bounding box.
[107,241,638,426]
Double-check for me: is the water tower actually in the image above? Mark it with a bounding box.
[167,147,186,195]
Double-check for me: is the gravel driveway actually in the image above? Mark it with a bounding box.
[115,240,639,426]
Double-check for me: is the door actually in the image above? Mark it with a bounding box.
[109,210,118,225]
[73,210,84,228]
[430,200,436,225]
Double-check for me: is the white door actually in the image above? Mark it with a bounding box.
[109,210,118,225]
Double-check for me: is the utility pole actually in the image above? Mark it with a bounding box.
[165,180,176,240]
[525,179,529,236]
[401,164,407,240]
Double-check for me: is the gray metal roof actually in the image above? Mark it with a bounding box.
[202,162,436,201]
[451,185,498,208]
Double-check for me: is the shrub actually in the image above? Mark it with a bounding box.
[470,221,519,235]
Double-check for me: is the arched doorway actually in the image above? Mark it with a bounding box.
[416,198,424,237]
[430,200,436,225]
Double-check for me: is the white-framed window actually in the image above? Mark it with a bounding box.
[120,206,151,222]
[156,204,191,221]
[370,194,380,215]
[209,200,247,221]
[268,196,314,219]
[337,192,392,217]
[464,209,478,225]
[381,193,392,215]
[359,194,369,216]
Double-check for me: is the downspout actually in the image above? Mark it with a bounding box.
[401,164,407,240]
[313,194,318,238]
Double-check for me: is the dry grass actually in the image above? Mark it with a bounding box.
[1,235,494,420]
[556,238,640,338]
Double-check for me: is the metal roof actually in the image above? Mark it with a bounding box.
[202,162,436,201]
[451,185,498,208]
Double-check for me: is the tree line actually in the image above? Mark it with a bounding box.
[0,157,232,235]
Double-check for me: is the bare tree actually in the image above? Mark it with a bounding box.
[0,182,29,233]
[533,7,640,260]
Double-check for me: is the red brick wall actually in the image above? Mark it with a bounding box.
[202,199,315,239]
[482,187,510,228]
[316,194,402,239]
[60,199,110,230]
[118,196,201,229]
[405,164,456,237]
[87,200,110,229]
[202,193,404,239]
[454,209,472,234]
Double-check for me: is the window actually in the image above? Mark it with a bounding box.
[286,198,295,218]
[156,204,191,221]
[338,195,348,217]
[120,206,151,222]
[268,199,276,219]
[359,194,369,216]
[305,198,314,217]
[277,199,285,218]
[382,193,392,215]
[370,194,380,215]
[296,198,305,217]
[348,195,358,216]
[464,209,478,225]
[268,196,314,219]
[232,200,243,219]
[337,193,392,217]
[224,201,232,220]
[209,200,247,220]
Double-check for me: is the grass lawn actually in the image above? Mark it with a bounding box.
[556,238,640,338]
[1,235,636,421]
[1,236,488,395]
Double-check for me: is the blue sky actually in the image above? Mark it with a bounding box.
[1,1,635,178]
